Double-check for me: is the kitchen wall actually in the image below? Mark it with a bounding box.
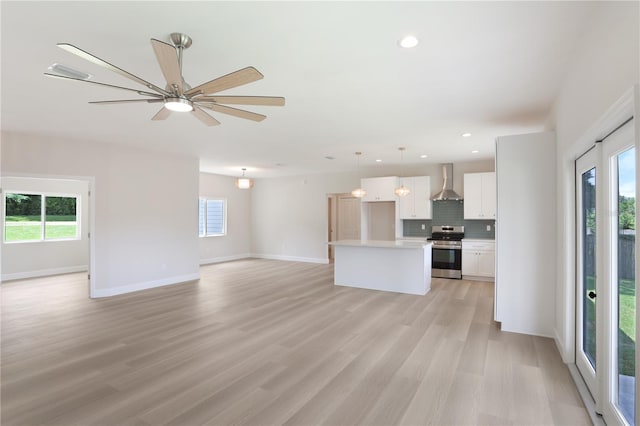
[251,159,494,262]
[1,131,200,297]
[403,200,495,239]
[199,172,252,263]
[547,1,639,361]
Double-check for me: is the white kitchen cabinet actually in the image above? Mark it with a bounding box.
[399,176,431,219]
[462,240,495,279]
[361,176,399,202]
[463,172,496,219]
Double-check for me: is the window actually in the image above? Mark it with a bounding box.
[199,198,226,237]
[4,192,79,243]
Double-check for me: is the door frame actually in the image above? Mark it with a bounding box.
[575,145,601,405]
[561,86,639,423]
[0,171,96,297]
[599,120,636,424]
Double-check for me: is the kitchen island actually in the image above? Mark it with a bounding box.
[329,240,432,295]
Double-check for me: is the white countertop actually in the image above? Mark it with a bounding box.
[329,239,431,249]
[462,238,495,242]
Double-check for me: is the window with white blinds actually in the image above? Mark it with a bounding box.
[198,198,226,237]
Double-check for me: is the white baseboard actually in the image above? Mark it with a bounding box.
[200,253,252,265]
[499,324,555,339]
[1,265,88,282]
[461,275,495,282]
[90,273,200,298]
[554,328,572,363]
[251,253,329,264]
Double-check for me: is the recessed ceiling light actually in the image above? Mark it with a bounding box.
[420,154,428,158]
[376,159,382,163]
[462,133,472,138]
[399,35,419,48]
[324,156,335,160]
[472,150,479,154]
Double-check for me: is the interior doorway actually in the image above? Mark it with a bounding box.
[1,174,95,298]
[327,193,361,262]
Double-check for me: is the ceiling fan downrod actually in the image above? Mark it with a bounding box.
[170,33,191,80]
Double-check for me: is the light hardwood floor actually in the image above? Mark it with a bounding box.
[2,259,590,425]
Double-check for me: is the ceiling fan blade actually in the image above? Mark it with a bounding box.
[184,67,263,96]
[150,39,183,95]
[57,43,171,96]
[44,73,164,98]
[89,99,164,105]
[152,107,172,121]
[191,96,285,106]
[199,103,266,122]
[192,106,221,126]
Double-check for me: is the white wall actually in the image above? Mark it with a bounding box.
[199,172,252,264]
[495,131,556,337]
[1,131,200,297]
[251,172,357,263]
[548,1,639,361]
[250,159,494,263]
[1,177,89,280]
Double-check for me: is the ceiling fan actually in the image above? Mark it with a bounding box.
[44,32,285,126]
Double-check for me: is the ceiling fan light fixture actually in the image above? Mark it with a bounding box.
[164,97,193,112]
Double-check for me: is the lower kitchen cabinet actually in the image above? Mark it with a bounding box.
[462,240,495,279]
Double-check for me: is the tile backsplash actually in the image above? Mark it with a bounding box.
[403,200,495,239]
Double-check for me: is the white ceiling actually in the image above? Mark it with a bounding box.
[1,1,596,178]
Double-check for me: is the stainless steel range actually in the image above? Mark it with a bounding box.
[429,225,464,279]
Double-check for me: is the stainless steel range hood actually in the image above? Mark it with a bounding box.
[432,163,463,201]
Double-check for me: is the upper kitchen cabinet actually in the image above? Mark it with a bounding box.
[463,172,496,219]
[399,176,432,219]
[361,176,399,202]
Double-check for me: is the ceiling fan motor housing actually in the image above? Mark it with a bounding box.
[170,33,192,49]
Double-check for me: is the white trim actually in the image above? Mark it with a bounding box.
[568,363,605,426]
[200,253,252,265]
[558,86,638,423]
[559,90,632,356]
[2,172,96,298]
[461,275,494,282]
[555,328,571,364]
[251,253,330,264]
[1,265,88,282]
[498,325,555,339]
[91,273,200,298]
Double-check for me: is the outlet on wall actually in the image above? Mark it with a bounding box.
[421,224,425,230]
[486,225,491,231]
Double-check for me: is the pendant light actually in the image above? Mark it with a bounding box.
[394,147,411,197]
[235,168,254,189]
[351,152,366,198]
